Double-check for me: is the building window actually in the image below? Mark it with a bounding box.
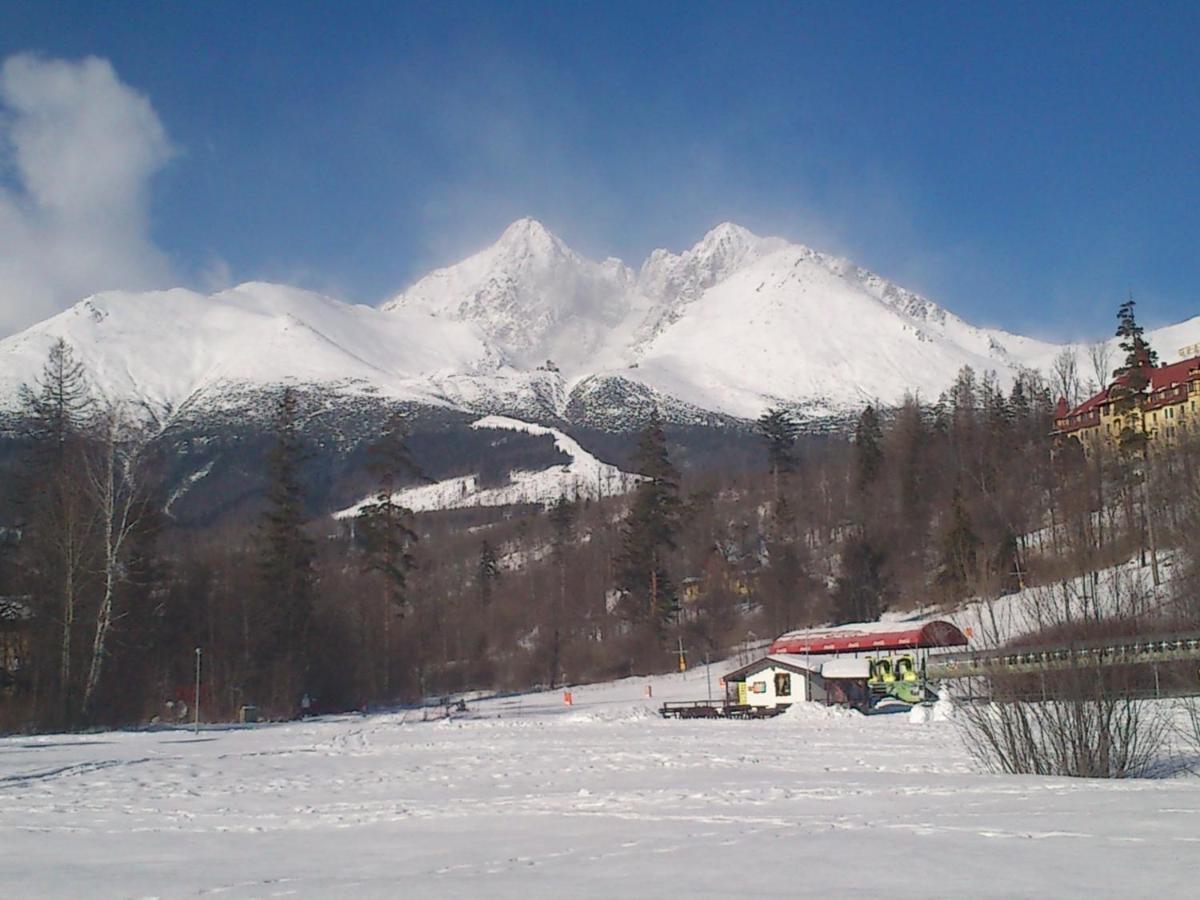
[774,672,792,697]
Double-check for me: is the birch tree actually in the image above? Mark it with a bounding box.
[81,403,150,719]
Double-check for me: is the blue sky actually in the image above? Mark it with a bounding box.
[0,1,1197,338]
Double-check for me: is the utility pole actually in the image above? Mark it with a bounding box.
[194,647,202,735]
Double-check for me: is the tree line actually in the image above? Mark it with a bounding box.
[2,300,1198,732]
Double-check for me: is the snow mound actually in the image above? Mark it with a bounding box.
[560,704,660,725]
[909,690,955,725]
[771,702,862,723]
[932,688,955,722]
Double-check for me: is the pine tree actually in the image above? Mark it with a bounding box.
[761,494,813,634]
[19,338,94,461]
[756,407,799,499]
[1115,296,1158,379]
[831,536,889,624]
[1009,374,1032,436]
[993,525,1022,594]
[615,414,681,637]
[477,540,500,608]
[1111,298,1158,451]
[549,494,575,554]
[357,416,420,697]
[979,371,1009,492]
[948,366,979,437]
[894,396,927,523]
[544,494,576,686]
[938,485,980,595]
[256,387,315,697]
[854,405,884,492]
[18,338,96,727]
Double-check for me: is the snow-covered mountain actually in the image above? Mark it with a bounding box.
[2,219,1198,430]
[385,219,1200,421]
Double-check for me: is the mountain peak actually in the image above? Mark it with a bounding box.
[495,217,568,257]
[637,222,786,308]
[384,217,642,372]
[699,221,759,246]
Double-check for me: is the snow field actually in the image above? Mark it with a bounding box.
[2,663,1199,898]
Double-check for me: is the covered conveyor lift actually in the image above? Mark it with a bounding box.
[926,630,1200,679]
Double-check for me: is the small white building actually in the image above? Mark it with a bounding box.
[723,654,826,709]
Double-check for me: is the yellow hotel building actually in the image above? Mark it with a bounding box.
[1052,348,1200,456]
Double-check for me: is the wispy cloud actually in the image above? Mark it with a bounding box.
[0,54,175,335]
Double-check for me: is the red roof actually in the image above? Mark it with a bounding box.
[1064,388,1110,419]
[1057,355,1200,425]
[768,620,968,656]
[1150,356,1200,391]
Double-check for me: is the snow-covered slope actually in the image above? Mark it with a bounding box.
[620,236,1066,418]
[336,415,641,514]
[0,282,509,421]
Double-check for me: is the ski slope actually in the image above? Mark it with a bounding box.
[2,663,1198,897]
[334,415,641,514]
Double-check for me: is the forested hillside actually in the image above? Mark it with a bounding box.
[2,304,1198,733]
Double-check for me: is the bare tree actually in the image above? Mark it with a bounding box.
[81,404,151,718]
[1051,347,1080,407]
[1179,699,1200,773]
[958,688,1169,778]
[954,576,1170,778]
[1088,341,1113,391]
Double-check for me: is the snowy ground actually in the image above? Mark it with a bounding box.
[2,665,1199,898]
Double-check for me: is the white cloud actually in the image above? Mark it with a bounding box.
[0,54,174,336]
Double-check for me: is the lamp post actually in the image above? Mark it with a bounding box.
[193,647,202,735]
[706,651,712,703]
